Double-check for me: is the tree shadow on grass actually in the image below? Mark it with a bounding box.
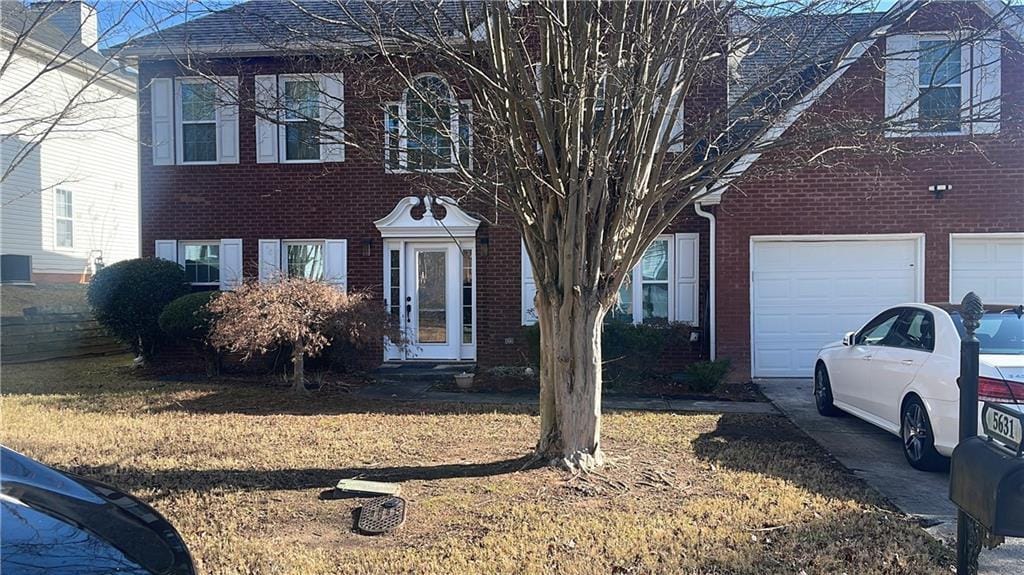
[67,455,544,496]
[690,412,893,507]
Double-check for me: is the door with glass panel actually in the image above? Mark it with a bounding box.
[400,243,471,360]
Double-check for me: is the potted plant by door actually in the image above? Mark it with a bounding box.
[454,372,475,390]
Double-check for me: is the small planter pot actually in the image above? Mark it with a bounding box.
[454,372,475,390]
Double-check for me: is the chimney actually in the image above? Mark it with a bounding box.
[29,2,99,50]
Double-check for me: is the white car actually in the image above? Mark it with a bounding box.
[813,303,1024,471]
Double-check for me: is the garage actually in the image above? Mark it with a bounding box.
[750,235,924,378]
[950,233,1024,305]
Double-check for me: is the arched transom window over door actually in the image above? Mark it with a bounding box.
[385,74,472,172]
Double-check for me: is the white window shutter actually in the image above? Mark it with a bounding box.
[521,241,538,325]
[884,34,918,137]
[970,32,1001,134]
[254,75,279,164]
[673,233,699,325]
[324,239,347,291]
[319,73,345,162]
[150,78,174,165]
[258,239,281,283]
[215,77,239,164]
[219,239,243,290]
[154,240,177,261]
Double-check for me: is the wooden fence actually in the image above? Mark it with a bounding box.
[2,312,125,364]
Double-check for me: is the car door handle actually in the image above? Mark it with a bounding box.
[901,359,915,365]
[862,355,873,361]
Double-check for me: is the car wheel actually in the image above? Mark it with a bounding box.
[814,363,840,417]
[901,397,947,472]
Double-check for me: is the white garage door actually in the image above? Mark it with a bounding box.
[751,236,923,378]
[950,234,1024,304]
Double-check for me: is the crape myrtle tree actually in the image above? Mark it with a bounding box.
[149,0,1017,471]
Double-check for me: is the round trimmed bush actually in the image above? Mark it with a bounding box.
[159,291,219,342]
[87,257,189,359]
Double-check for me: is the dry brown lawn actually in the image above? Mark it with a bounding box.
[1,355,951,574]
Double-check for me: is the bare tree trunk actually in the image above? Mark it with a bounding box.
[534,294,606,473]
[292,339,306,393]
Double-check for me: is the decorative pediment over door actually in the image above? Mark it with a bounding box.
[374,195,480,239]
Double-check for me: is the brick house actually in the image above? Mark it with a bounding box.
[118,1,1024,378]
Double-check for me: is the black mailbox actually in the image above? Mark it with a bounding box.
[950,435,1024,537]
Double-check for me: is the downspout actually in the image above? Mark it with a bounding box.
[694,203,716,360]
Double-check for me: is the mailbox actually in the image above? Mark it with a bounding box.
[950,435,1024,537]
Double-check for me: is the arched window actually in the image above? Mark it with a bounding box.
[385,74,472,172]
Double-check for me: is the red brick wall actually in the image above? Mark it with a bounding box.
[138,57,715,369]
[714,16,1024,379]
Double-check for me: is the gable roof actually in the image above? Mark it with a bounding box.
[0,0,134,82]
[115,0,483,58]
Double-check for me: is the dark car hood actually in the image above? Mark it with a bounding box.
[0,446,193,575]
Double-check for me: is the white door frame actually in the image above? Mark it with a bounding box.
[375,195,480,362]
[748,233,926,378]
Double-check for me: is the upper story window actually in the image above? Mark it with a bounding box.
[150,76,238,166]
[918,40,961,133]
[254,73,344,164]
[885,32,1001,137]
[179,80,218,162]
[54,189,73,249]
[385,74,472,173]
[281,77,322,162]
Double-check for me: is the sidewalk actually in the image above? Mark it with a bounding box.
[356,380,778,415]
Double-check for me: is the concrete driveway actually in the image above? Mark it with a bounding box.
[759,379,1023,574]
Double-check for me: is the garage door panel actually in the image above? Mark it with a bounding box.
[752,238,921,378]
[950,236,1024,304]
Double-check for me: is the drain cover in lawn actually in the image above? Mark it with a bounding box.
[357,496,407,535]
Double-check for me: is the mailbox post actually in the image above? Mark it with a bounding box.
[955,291,983,575]
[949,293,1024,575]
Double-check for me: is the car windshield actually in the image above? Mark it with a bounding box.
[951,309,1024,355]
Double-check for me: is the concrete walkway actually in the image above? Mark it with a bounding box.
[759,378,1023,574]
[357,380,778,415]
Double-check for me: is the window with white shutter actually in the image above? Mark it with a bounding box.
[164,77,239,165]
[885,32,1001,137]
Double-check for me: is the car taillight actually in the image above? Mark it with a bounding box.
[978,376,1024,404]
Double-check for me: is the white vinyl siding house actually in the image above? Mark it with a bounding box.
[0,20,139,281]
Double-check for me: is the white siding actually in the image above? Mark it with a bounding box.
[0,43,139,278]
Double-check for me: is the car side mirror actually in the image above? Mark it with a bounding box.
[843,331,855,346]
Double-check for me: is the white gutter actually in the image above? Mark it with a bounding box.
[694,203,716,360]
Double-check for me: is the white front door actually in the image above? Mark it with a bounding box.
[389,242,474,361]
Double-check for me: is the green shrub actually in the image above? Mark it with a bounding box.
[523,320,695,383]
[684,359,732,393]
[87,257,189,360]
[159,291,219,342]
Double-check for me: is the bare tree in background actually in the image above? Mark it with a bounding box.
[136,0,1020,471]
[0,0,183,192]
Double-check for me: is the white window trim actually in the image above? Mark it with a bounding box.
[384,73,471,174]
[280,239,327,279]
[916,33,966,137]
[615,235,675,325]
[175,77,220,165]
[53,188,74,251]
[178,240,222,286]
[277,75,322,164]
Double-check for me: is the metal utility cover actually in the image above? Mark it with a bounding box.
[357,496,407,535]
